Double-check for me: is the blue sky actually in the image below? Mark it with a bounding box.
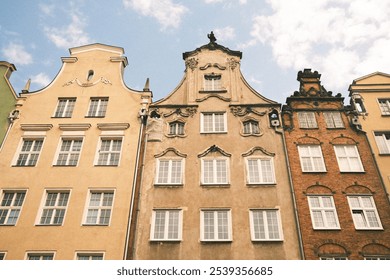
[1,0,390,104]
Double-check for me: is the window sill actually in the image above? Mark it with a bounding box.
[149,240,181,243]
[154,184,183,188]
[199,90,227,94]
[301,171,327,174]
[53,165,78,167]
[354,227,384,231]
[201,184,230,188]
[82,224,110,226]
[247,183,276,187]
[378,153,390,156]
[94,165,119,167]
[85,116,106,118]
[312,228,341,231]
[251,239,284,243]
[339,171,365,173]
[326,127,346,130]
[12,165,36,167]
[200,240,232,243]
[35,224,63,227]
[52,116,72,119]
[200,132,228,134]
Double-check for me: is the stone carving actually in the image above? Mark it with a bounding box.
[228,58,239,70]
[198,145,232,158]
[63,77,112,87]
[146,118,164,142]
[230,106,267,117]
[185,58,198,71]
[160,107,197,118]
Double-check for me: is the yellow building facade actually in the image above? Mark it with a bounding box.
[349,72,390,201]
[130,34,302,259]
[0,44,151,260]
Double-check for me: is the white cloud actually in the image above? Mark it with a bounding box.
[31,73,51,88]
[123,0,188,30]
[1,43,33,65]
[214,26,236,42]
[39,3,55,17]
[204,0,224,3]
[43,7,92,48]
[248,0,390,91]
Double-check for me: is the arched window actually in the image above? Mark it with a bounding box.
[169,121,184,136]
[243,120,260,135]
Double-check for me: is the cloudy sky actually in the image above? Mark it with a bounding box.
[1,0,390,103]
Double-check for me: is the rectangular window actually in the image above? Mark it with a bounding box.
[27,253,54,260]
[246,158,275,184]
[249,209,283,241]
[38,191,69,225]
[324,112,344,128]
[298,112,317,128]
[374,132,390,154]
[169,122,184,136]
[0,191,26,225]
[55,138,83,166]
[243,121,260,135]
[348,196,382,230]
[334,145,364,172]
[204,74,222,91]
[155,159,183,185]
[378,99,390,115]
[201,158,229,185]
[308,196,340,229]
[364,256,390,260]
[0,252,5,260]
[298,145,326,172]
[150,209,182,241]
[95,138,122,166]
[201,112,226,133]
[54,98,76,118]
[14,139,44,166]
[87,97,108,117]
[320,257,348,260]
[201,209,232,241]
[76,253,104,260]
[84,191,114,225]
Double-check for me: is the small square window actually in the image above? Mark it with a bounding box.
[323,112,344,128]
[243,120,260,135]
[54,98,76,118]
[76,253,104,260]
[95,138,122,166]
[298,145,326,172]
[150,209,182,241]
[334,145,364,172]
[155,159,184,185]
[27,252,54,260]
[201,209,232,241]
[201,112,227,133]
[0,191,26,225]
[38,191,69,225]
[84,191,114,225]
[249,209,283,241]
[87,97,108,117]
[204,74,222,91]
[348,196,382,230]
[55,138,83,166]
[169,122,184,136]
[378,99,390,115]
[201,158,229,185]
[246,158,275,184]
[298,112,317,128]
[374,132,390,154]
[308,196,340,229]
[14,139,44,166]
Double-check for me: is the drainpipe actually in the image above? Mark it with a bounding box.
[275,123,305,260]
[123,107,148,260]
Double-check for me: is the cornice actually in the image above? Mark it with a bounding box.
[20,124,53,131]
[97,123,130,131]
[59,123,91,131]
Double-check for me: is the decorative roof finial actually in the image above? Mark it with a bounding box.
[208,31,216,43]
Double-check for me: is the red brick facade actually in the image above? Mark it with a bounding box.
[282,69,390,259]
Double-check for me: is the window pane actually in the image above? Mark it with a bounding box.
[203,211,215,240]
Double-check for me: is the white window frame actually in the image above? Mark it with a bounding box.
[307,196,340,229]
[169,121,185,136]
[320,257,348,260]
[243,120,260,135]
[347,196,383,230]
[0,190,26,225]
[334,145,364,172]
[76,252,104,260]
[298,145,326,172]
[83,190,115,226]
[378,99,390,115]
[200,209,232,242]
[53,98,76,118]
[94,137,123,166]
[26,252,55,260]
[13,138,44,167]
[364,256,390,260]
[249,209,283,241]
[0,252,6,260]
[54,138,83,166]
[155,158,184,185]
[204,74,222,91]
[201,158,229,185]
[150,209,183,241]
[245,157,276,184]
[374,132,390,154]
[200,112,227,133]
[297,112,317,128]
[86,97,108,117]
[323,111,344,128]
[37,190,70,226]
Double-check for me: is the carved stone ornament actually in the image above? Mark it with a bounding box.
[146,118,164,142]
[196,94,231,102]
[154,147,187,158]
[185,58,198,71]
[199,63,226,71]
[161,107,197,118]
[241,146,275,157]
[230,106,267,117]
[63,77,112,87]
[197,145,232,158]
[228,58,239,70]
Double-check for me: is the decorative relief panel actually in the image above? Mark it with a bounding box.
[63,77,112,87]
